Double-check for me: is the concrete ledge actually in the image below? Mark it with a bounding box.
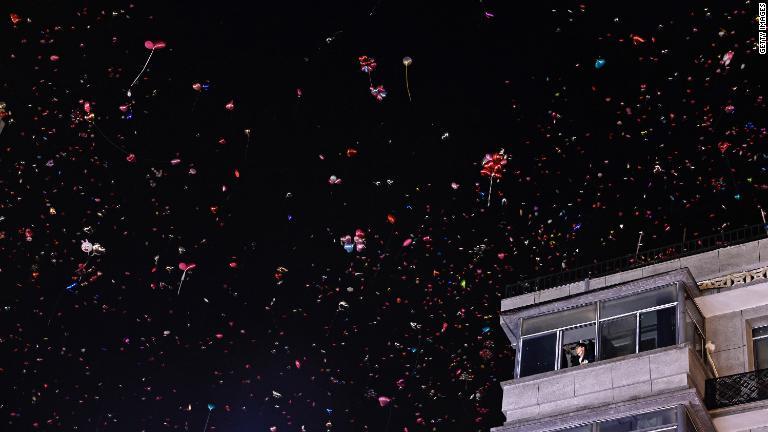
[494,387,715,432]
[500,345,705,423]
[501,239,765,310]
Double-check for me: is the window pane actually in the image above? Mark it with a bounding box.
[600,316,637,360]
[684,310,704,360]
[685,294,704,332]
[685,410,699,432]
[562,324,596,369]
[523,305,596,336]
[639,306,677,352]
[689,315,705,362]
[598,408,676,432]
[755,338,768,370]
[561,426,593,432]
[601,285,677,319]
[520,333,557,377]
[754,326,768,338]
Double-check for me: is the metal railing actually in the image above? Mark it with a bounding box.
[705,367,768,409]
[505,224,768,298]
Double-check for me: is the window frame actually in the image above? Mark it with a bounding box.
[516,284,683,379]
[598,301,678,361]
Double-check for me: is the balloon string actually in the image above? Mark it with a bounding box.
[129,48,155,90]
[202,411,212,432]
[404,66,412,102]
[177,269,188,295]
[487,176,494,207]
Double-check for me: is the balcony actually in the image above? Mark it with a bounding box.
[705,367,768,409]
[500,344,710,424]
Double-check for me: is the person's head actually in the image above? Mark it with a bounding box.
[575,343,586,357]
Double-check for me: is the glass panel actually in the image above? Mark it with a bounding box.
[597,408,677,432]
[685,312,706,361]
[755,338,768,370]
[561,426,594,432]
[522,305,597,336]
[685,409,699,432]
[601,285,677,319]
[600,315,637,360]
[754,325,768,339]
[684,310,704,361]
[520,333,557,377]
[639,306,677,352]
[561,324,596,369]
[684,293,704,332]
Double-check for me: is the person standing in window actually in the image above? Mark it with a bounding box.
[572,343,594,365]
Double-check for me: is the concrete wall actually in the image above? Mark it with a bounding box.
[700,288,768,376]
[712,404,768,432]
[500,345,707,424]
[502,239,768,312]
[492,388,716,432]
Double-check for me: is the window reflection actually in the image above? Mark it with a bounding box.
[601,316,637,360]
[556,408,678,432]
[639,307,677,352]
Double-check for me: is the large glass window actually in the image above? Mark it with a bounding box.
[639,307,677,352]
[599,285,679,361]
[520,333,557,377]
[522,305,596,336]
[519,305,597,377]
[753,325,768,370]
[601,315,637,359]
[518,285,684,378]
[600,285,677,319]
[684,292,706,363]
[556,407,678,432]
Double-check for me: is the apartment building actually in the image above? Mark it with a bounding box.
[494,225,768,432]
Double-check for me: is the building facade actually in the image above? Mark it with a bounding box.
[495,230,768,432]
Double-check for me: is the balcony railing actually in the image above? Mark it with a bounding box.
[705,367,768,409]
[505,224,768,298]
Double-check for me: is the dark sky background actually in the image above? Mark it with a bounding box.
[0,0,765,431]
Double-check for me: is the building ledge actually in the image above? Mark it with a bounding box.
[492,388,715,432]
[500,344,710,425]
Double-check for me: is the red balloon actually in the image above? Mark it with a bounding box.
[480,152,507,178]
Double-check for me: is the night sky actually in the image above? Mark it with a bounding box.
[0,0,766,431]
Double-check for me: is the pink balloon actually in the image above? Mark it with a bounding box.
[144,40,155,50]
[378,396,391,407]
[178,262,188,271]
[402,238,413,247]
